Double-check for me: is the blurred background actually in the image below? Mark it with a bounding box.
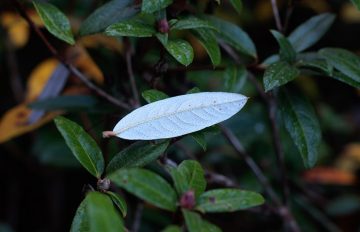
[0,0,360,231]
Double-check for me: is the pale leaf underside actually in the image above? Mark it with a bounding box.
[113,92,248,140]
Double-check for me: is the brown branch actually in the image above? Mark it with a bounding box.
[12,0,131,111]
[270,0,283,31]
[220,125,300,232]
[220,125,281,205]
[125,40,140,108]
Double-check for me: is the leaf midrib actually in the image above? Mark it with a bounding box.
[115,98,246,135]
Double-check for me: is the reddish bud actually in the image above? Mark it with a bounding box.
[157,19,169,33]
[180,190,196,209]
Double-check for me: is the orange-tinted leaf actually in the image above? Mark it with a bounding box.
[303,167,356,185]
[66,46,104,84]
[0,104,61,143]
[26,59,59,102]
[78,34,123,54]
[0,11,43,48]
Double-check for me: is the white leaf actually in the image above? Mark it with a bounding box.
[113,92,248,140]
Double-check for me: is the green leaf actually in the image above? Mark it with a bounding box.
[229,0,243,14]
[319,48,360,83]
[70,194,90,232]
[196,189,265,213]
[263,61,300,92]
[70,192,124,232]
[224,64,247,92]
[54,116,104,178]
[171,17,216,30]
[106,191,127,217]
[329,71,360,88]
[192,28,221,66]
[162,225,182,232]
[29,95,98,111]
[79,0,139,35]
[182,209,221,232]
[87,192,124,232]
[351,0,360,10]
[204,15,256,58]
[288,13,335,52]
[170,160,206,198]
[270,30,296,63]
[106,140,169,174]
[187,87,201,94]
[33,1,75,45]
[105,20,156,37]
[142,89,169,103]
[278,89,321,168]
[298,59,333,75]
[109,168,177,211]
[142,0,172,14]
[191,131,207,151]
[158,38,194,66]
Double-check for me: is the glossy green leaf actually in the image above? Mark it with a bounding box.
[204,15,256,58]
[87,192,124,232]
[106,140,169,174]
[192,28,221,66]
[109,168,177,211]
[288,13,335,52]
[159,38,194,66]
[171,17,216,30]
[182,209,221,232]
[196,189,265,213]
[70,194,90,232]
[319,48,360,83]
[54,116,104,178]
[162,225,182,232]
[105,20,156,37]
[170,160,206,198]
[329,71,360,88]
[33,1,74,45]
[263,61,300,92]
[270,30,296,63]
[229,0,243,14]
[70,192,124,232]
[298,59,333,75]
[224,64,247,92]
[278,89,321,168]
[106,191,127,217]
[191,131,207,151]
[187,87,201,94]
[142,0,172,14]
[351,0,360,10]
[79,0,138,35]
[29,95,98,111]
[142,89,169,103]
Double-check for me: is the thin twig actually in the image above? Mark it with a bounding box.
[125,41,140,108]
[12,0,131,110]
[270,0,283,31]
[283,0,295,33]
[132,202,144,232]
[220,125,281,205]
[220,125,301,232]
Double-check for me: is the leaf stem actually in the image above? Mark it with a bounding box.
[270,0,283,31]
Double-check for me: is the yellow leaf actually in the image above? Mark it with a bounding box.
[66,46,104,84]
[0,11,43,48]
[341,3,360,23]
[78,34,123,54]
[0,104,61,143]
[26,59,60,102]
